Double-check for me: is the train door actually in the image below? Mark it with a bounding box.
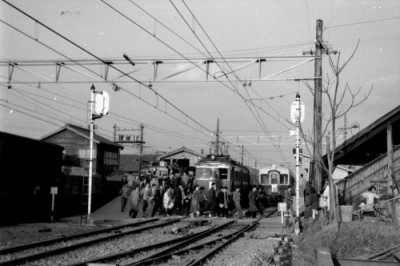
[269,171,279,193]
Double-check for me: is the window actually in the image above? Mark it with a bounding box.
[280,174,289,185]
[104,151,118,165]
[270,172,278,185]
[195,168,212,179]
[260,174,269,184]
[219,168,228,180]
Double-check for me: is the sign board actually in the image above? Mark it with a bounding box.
[50,187,58,195]
[290,100,305,123]
[94,91,110,116]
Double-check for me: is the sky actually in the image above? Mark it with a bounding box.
[0,0,399,170]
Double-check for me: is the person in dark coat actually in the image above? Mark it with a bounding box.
[205,183,217,217]
[247,187,259,218]
[151,184,161,217]
[183,188,191,216]
[217,187,229,218]
[256,186,265,216]
[173,184,183,215]
[190,185,201,217]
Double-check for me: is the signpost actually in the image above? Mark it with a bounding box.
[291,93,304,235]
[50,186,58,222]
[87,85,109,224]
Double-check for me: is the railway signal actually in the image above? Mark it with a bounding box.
[291,93,304,235]
[87,84,110,223]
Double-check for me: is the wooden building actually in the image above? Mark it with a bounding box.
[41,123,123,216]
[326,105,400,219]
[0,131,64,224]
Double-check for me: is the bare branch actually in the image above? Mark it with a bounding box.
[303,81,314,96]
[338,39,360,74]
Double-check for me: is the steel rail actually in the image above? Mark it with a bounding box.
[0,218,158,255]
[126,219,236,266]
[0,218,179,266]
[135,223,252,266]
[186,219,262,266]
[129,215,268,266]
[66,220,226,266]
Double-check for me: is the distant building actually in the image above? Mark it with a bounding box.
[41,123,123,216]
[157,146,205,175]
[117,146,205,179]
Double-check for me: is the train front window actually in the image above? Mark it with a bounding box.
[260,174,269,184]
[280,174,289,185]
[219,168,228,179]
[270,172,278,185]
[196,168,212,179]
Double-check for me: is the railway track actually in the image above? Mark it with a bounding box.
[0,208,280,266]
[129,208,278,266]
[0,218,178,266]
[67,219,236,266]
[0,218,158,255]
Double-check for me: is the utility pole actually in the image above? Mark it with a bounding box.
[303,19,337,193]
[313,19,323,193]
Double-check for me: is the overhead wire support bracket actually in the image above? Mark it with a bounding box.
[8,62,17,83]
[153,60,163,81]
[103,61,113,80]
[205,59,213,81]
[256,58,266,79]
[56,62,64,82]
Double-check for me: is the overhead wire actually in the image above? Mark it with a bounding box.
[100,0,279,164]
[326,16,400,29]
[2,1,311,165]
[2,0,216,141]
[128,0,208,58]
[177,0,289,162]
[1,72,214,150]
[169,0,269,163]
[0,21,218,157]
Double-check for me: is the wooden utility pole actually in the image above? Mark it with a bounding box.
[303,19,337,192]
[313,19,323,193]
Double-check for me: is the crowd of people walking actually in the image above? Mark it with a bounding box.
[119,172,269,219]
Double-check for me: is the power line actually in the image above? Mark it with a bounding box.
[2,1,215,139]
[177,0,289,161]
[326,16,400,29]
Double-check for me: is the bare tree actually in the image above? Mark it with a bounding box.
[302,40,372,224]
